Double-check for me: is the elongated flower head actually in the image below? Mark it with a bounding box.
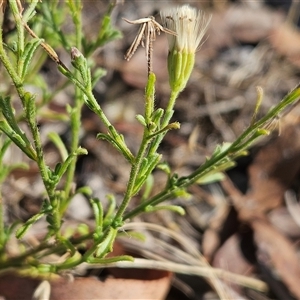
[160,5,210,93]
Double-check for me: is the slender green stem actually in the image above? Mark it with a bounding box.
[0,30,23,96]
[63,0,83,205]
[56,67,115,130]
[112,74,156,224]
[148,89,179,155]
[145,73,156,123]
[124,85,300,220]
[85,91,113,128]
[162,89,180,128]
[0,28,51,194]
[123,140,244,220]
[56,71,134,161]
[0,229,90,270]
[123,145,237,221]
[27,102,51,190]
[113,133,150,224]
[0,4,62,236]
[123,187,177,221]
[9,1,24,56]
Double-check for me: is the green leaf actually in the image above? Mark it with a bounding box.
[172,188,191,199]
[20,38,43,79]
[53,147,87,182]
[94,227,117,258]
[0,136,11,161]
[37,264,56,274]
[141,175,154,202]
[145,205,185,215]
[54,162,62,174]
[91,67,107,88]
[0,96,25,137]
[211,142,232,157]
[76,146,88,156]
[90,198,104,239]
[103,194,116,226]
[48,132,68,160]
[77,223,90,235]
[0,120,36,160]
[87,255,133,264]
[97,15,122,47]
[76,186,93,196]
[24,92,37,124]
[157,162,171,175]
[57,251,82,270]
[151,108,164,127]
[136,114,147,127]
[16,211,46,239]
[196,172,225,184]
[133,154,161,195]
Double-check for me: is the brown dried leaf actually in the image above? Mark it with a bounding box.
[252,217,300,299]
[213,234,254,277]
[237,124,300,221]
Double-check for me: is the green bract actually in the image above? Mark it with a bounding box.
[161,5,211,93]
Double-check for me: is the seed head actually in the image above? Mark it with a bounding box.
[160,5,211,93]
[161,5,210,53]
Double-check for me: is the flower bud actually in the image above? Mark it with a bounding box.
[160,5,210,93]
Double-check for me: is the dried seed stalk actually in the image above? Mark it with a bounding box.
[124,16,176,75]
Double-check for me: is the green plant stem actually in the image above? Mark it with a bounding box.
[148,89,179,155]
[0,4,62,236]
[162,89,180,128]
[57,67,134,161]
[124,85,300,220]
[112,74,156,224]
[0,226,92,269]
[0,32,23,97]
[0,241,53,270]
[26,101,51,191]
[122,137,248,220]
[145,73,156,123]
[113,133,151,224]
[62,1,83,208]
[9,0,25,56]
[0,31,51,193]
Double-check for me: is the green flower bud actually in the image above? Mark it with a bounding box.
[160,5,211,93]
[70,47,86,69]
